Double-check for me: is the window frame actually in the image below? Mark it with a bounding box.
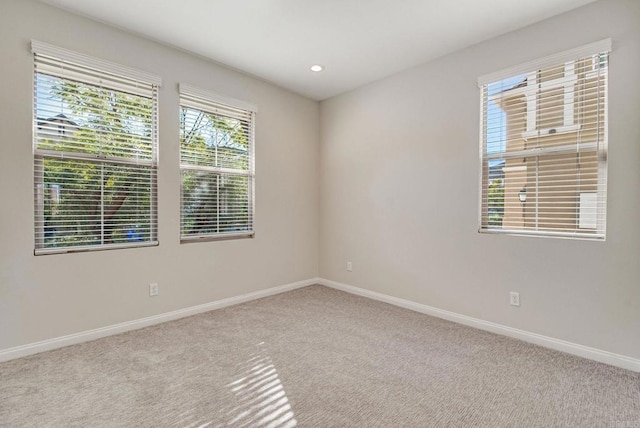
[32,41,161,255]
[477,39,611,240]
[178,83,257,243]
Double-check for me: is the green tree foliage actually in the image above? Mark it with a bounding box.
[37,75,154,248]
[37,72,253,248]
[179,107,251,236]
[487,178,505,227]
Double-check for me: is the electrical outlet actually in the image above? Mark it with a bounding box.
[510,291,520,306]
[346,261,353,272]
[149,283,159,297]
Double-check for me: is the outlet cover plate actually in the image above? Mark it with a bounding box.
[510,291,520,306]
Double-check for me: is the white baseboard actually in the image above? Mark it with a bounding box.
[318,278,640,373]
[4,277,638,372]
[0,277,320,363]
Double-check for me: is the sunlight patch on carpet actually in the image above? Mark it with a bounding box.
[225,342,297,427]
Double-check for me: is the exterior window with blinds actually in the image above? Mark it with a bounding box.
[32,41,161,254]
[179,84,256,242]
[479,39,610,239]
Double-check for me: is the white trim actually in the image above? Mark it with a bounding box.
[478,38,612,86]
[180,231,255,243]
[484,141,598,161]
[0,278,319,363]
[31,40,162,86]
[564,62,576,127]
[318,278,640,372]
[479,227,605,240]
[502,165,527,173]
[179,83,258,113]
[35,241,159,256]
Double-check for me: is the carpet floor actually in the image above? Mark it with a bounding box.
[1,285,639,427]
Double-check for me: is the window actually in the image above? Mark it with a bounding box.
[32,41,161,254]
[179,84,256,241]
[478,39,610,239]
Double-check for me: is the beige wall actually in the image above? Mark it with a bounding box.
[0,0,320,350]
[319,0,640,359]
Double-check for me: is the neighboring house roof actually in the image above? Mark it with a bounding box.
[488,160,505,182]
[37,114,79,139]
[490,78,528,107]
[509,78,527,90]
[37,113,79,129]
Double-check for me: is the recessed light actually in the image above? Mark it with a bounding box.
[310,64,324,72]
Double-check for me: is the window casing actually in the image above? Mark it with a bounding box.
[478,39,610,239]
[179,84,256,242]
[32,41,160,254]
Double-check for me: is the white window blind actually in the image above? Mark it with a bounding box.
[32,41,160,254]
[179,84,256,241]
[478,39,610,239]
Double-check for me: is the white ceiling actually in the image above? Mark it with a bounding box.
[41,0,597,101]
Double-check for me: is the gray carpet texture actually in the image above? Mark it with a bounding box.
[1,285,638,427]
